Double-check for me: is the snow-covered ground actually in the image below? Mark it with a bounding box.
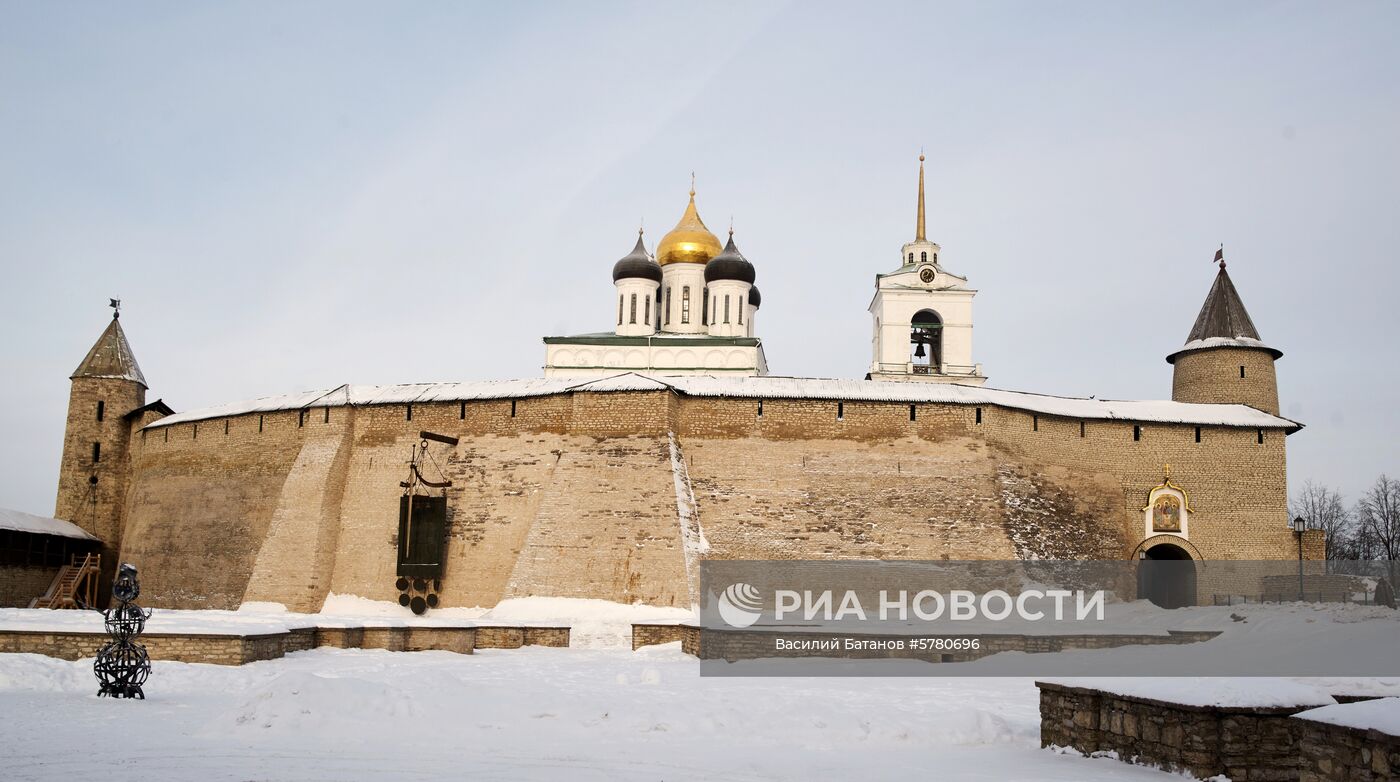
[0,646,1182,782]
[3,597,1397,780]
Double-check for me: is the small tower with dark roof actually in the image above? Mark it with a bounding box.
[1167,253,1282,414]
[612,229,662,337]
[704,230,756,339]
[55,301,153,584]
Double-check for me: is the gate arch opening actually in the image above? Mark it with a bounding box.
[1136,542,1197,609]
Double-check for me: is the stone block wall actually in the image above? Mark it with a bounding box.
[404,626,475,654]
[0,629,277,665]
[117,386,1301,611]
[121,408,308,608]
[1296,717,1399,781]
[1039,681,1312,780]
[360,627,406,652]
[55,376,147,592]
[473,626,570,648]
[522,627,570,647]
[631,622,693,651]
[0,565,60,608]
[0,621,549,664]
[314,626,364,648]
[1172,347,1280,415]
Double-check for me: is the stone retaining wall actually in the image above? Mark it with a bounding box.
[1295,716,1398,781]
[631,623,699,654]
[0,629,285,666]
[475,625,570,649]
[0,621,562,665]
[1037,681,1376,781]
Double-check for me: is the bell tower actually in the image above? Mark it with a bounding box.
[55,301,150,581]
[868,155,985,385]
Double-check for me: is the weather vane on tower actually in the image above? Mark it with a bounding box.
[109,298,121,319]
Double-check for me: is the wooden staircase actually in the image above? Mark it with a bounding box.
[30,553,101,609]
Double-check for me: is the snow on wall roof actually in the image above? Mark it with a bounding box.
[1042,677,1336,709]
[1294,697,1400,737]
[0,507,100,541]
[146,372,1300,431]
[1166,335,1282,363]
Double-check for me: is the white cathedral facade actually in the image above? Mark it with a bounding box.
[543,157,984,384]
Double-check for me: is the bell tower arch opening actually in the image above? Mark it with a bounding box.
[910,308,943,372]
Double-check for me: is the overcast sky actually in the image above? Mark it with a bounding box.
[2,1,1396,517]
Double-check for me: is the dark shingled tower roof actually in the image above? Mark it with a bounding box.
[1167,265,1282,363]
[1186,266,1261,343]
[72,315,148,388]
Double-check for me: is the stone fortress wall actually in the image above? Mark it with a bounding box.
[112,386,1299,611]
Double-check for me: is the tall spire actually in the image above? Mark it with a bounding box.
[915,152,926,241]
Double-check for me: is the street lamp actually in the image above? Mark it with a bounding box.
[1291,516,1308,601]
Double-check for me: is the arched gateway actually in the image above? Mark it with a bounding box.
[1136,542,1198,609]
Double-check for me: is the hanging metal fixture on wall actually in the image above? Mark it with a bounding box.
[94,563,151,699]
[396,431,457,615]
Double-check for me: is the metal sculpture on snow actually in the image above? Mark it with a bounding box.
[94,563,152,699]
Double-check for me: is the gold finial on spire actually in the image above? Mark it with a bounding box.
[690,171,696,198]
[1164,463,1172,481]
[916,152,927,242]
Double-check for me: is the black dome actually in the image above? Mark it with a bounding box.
[704,235,756,284]
[611,233,662,283]
[747,286,761,308]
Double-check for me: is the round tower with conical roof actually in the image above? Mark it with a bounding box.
[56,302,166,597]
[1167,253,1282,415]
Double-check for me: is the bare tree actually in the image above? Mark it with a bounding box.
[1290,481,1351,562]
[1355,475,1400,561]
[1355,475,1400,596]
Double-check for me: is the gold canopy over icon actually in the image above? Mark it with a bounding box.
[656,176,722,266]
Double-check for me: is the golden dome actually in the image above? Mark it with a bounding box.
[656,187,722,266]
